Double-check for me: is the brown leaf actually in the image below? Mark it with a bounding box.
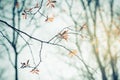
[51,4,55,8]
[45,17,54,22]
[20,60,30,68]
[30,69,40,74]
[60,30,69,41]
[46,0,56,8]
[22,13,27,19]
[68,50,77,57]
[20,62,26,68]
[79,23,87,31]
[51,1,56,3]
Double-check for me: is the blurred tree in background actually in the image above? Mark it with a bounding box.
[0,0,120,80]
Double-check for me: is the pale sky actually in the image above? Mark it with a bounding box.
[0,0,120,80]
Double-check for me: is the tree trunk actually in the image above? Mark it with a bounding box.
[13,45,18,80]
[15,54,18,80]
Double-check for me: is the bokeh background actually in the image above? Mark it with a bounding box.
[0,0,120,80]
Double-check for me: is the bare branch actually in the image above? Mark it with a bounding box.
[0,19,71,52]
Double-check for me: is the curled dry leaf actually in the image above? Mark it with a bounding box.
[51,0,57,3]
[45,17,54,22]
[20,60,30,68]
[59,30,69,41]
[79,23,87,31]
[30,69,40,74]
[68,50,77,57]
[46,0,56,8]
[22,12,27,19]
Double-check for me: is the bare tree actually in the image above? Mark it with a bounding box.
[0,0,120,80]
[58,0,120,80]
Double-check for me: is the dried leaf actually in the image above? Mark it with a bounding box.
[20,60,30,68]
[51,4,55,8]
[22,13,25,15]
[68,50,77,57]
[45,17,54,22]
[22,13,27,19]
[46,0,56,8]
[51,1,56,3]
[20,62,26,68]
[79,23,87,31]
[60,30,69,41]
[46,3,50,6]
[30,69,39,74]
